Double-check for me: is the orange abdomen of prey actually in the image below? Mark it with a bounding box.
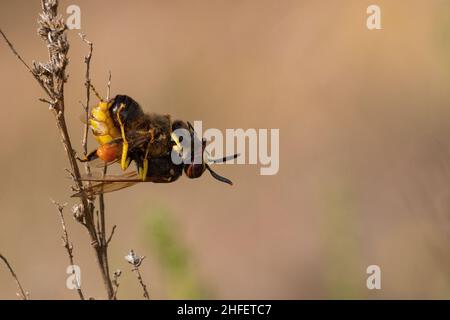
[96,143,122,162]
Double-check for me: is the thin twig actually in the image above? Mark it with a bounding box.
[52,200,85,300]
[39,98,54,105]
[112,269,122,300]
[0,254,29,300]
[133,266,150,300]
[106,71,112,101]
[78,33,96,246]
[99,164,108,246]
[0,28,53,99]
[125,250,150,300]
[96,163,114,297]
[107,225,117,245]
[79,33,93,168]
[0,29,33,73]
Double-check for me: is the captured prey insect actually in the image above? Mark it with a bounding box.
[79,93,174,180]
[74,92,238,197]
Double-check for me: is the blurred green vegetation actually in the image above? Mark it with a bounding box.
[319,178,364,299]
[142,206,212,299]
[434,2,450,71]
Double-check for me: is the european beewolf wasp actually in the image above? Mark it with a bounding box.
[74,89,238,197]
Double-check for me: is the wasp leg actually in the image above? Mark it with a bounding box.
[116,103,131,171]
[140,158,148,181]
[77,149,98,162]
[140,129,155,181]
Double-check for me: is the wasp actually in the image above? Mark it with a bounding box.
[75,93,238,196]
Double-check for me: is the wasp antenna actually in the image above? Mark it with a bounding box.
[187,121,197,138]
[206,164,233,185]
[208,153,240,164]
[89,83,104,101]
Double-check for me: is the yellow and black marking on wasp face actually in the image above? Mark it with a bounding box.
[180,122,237,185]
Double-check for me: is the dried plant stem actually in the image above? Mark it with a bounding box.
[133,266,150,300]
[112,270,122,300]
[106,71,112,101]
[94,164,115,299]
[125,250,150,300]
[78,34,115,299]
[1,0,115,299]
[53,201,85,300]
[0,254,29,300]
[0,29,53,99]
[80,33,93,176]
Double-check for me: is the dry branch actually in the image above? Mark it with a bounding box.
[112,269,122,300]
[79,33,93,177]
[1,0,116,299]
[53,200,85,300]
[126,250,150,300]
[0,254,29,300]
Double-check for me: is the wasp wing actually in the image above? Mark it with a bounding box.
[79,171,141,181]
[86,157,120,168]
[72,181,139,197]
[72,172,145,197]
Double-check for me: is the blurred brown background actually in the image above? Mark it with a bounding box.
[1,0,450,299]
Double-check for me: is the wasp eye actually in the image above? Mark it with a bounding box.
[184,163,205,179]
